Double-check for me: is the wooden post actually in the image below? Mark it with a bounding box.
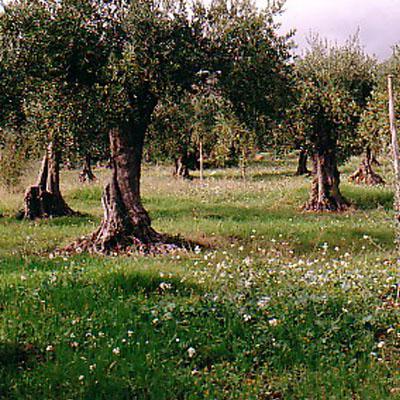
[389,75,400,304]
[388,75,400,255]
[241,148,246,180]
[199,141,204,182]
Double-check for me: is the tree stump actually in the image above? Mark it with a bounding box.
[349,148,385,186]
[22,145,76,219]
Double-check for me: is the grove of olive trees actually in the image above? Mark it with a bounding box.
[1,1,400,399]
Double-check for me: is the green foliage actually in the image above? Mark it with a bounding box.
[148,86,256,169]
[290,35,377,162]
[0,0,293,181]
[357,47,400,157]
[0,132,29,188]
[205,0,293,133]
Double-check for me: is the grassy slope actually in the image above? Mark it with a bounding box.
[0,154,399,399]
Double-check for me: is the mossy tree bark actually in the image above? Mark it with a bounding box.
[23,142,75,219]
[349,147,385,185]
[304,149,350,212]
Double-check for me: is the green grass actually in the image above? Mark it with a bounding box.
[0,155,399,399]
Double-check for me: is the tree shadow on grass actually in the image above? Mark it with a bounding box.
[102,269,205,298]
[342,185,394,211]
[250,169,300,181]
[206,169,296,182]
[0,343,38,398]
[5,213,98,228]
[0,342,45,374]
[152,200,395,254]
[26,266,207,313]
[36,214,99,227]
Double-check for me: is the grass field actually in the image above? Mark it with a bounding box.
[0,154,399,399]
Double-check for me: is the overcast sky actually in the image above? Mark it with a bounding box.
[272,0,400,60]
[1,0,398,59]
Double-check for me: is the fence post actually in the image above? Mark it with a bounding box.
[388,75,400,303]
[199,141,204,182]
[388,75,400,267]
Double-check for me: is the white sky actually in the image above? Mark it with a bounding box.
[272,0,400,60]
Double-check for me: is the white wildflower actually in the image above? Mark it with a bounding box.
[159,282,172,291]
[187,347,196,358]
[243,314,252,322]
[268,318,279,326]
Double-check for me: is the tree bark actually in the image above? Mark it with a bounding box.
[304,150,350,212]
[67,98,175,254]
[295,149,310,176]
[79,153,97,183]
[349,147,385,185]
[37,152,49,191]
[174,146,190,179]
[22,143,75,219]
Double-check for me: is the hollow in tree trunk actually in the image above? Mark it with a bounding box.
[295,149,310,176]
[79,153,97,183]
[304,150,350,212]
[349,147,385,185]
[22,143,76,219]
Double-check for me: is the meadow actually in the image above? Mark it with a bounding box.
[0,154,399,399]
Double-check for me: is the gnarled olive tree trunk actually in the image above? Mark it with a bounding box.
[174,155,190,179]
[295,149,310,176]
[68,98,170,253]
[23,142,75,219]
[174,146,191,179]
[349,147,384,186]
[91,123,161,251]
[79,153,97,183]
[304,150,350,212]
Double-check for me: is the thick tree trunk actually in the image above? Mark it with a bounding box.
[66,96,185,254]
[65,93,195,255]
[71,123,161,253]
[174,146,190,179]
[295,149,310,176]
[304,150,350,212]
[22,143,75,219]
[349,148,385,185]
[174,156,190,179]
[91,124,161,251]
[79,153,97,183]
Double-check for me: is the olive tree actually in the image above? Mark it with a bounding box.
[0,0,115,218]
[2,0,292,253]
[350,47,400,185]
[292,36,376,211]
[72,0,293,253]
